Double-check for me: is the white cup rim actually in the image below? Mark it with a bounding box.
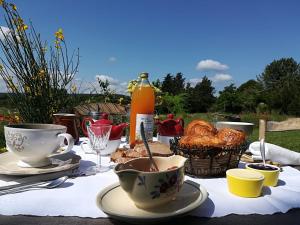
[5,123,67,131]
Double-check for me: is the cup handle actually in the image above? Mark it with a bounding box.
[56,133,74,154]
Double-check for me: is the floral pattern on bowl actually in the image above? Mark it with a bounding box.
[114,155,187,209]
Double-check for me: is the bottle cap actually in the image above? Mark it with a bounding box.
[140,72,149,79]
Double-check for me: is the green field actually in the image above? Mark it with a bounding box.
[0,112,299,153]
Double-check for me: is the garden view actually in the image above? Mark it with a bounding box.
[1,57,300,151]
[1,1,300,224]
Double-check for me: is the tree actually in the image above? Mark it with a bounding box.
[161,73,185,95]
[186,76,215,113]
[215,84,243,113]
[161,74,174,94]
[173,73,186,94]
[161,93,187,114]
[152,79,162,89]
[237,79,264,112]
[258,58,300,114]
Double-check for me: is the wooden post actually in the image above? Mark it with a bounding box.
[259,119,266,140]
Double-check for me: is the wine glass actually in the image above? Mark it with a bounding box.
[87,124,112,173]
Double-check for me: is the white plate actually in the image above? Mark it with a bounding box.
[0,152,81,175]
[96,180,208,224]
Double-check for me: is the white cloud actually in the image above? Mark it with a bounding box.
[94,74,128,95]
[95,74,119,85]
[188,78,202,87]
[0,26,21,43]
[210,73,233,82]
[108,56,117,63]
[196,59,229,71]
[0,26,11,41]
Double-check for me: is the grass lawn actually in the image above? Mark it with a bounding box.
[248,128,300,152]
[0,112,299,153]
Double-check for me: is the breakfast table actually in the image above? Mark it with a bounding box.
[0,138,300,225]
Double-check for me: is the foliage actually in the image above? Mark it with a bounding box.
[256,102,269,114]
[0,1,79,123]
[214,84,243,113]
[161,73,185,95]
[95,78,115,103]
[186,76,215,113]
[258,58,300,114]
[237,80,264,112]
[160,93,187,114]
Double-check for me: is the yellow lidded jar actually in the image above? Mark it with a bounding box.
[246,163,280,187]
[226,169,264,198]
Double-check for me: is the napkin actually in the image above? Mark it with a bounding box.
[249,141,300,165]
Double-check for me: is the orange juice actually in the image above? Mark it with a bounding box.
[129,73,155,147]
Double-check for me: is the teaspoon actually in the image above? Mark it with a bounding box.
[0,176,68,195]
[140,122,159,171]
[260,138,266,167]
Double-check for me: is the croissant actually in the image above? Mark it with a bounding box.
[216,128,246,146]
[179,119,246,148]
[189,135,226,148]
[185,120,217,136]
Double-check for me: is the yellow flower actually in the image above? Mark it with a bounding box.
[10,3,17,11]
[34,88,42,96]
[55,28,64,41]
[71,84,77,93]
[17,24,28,31]
[152,86,161,93]
[14,115,20,123]
[24,85,30,93]
[55,40,61,49]
[127,80,138,93]
[0,0,4,6]
[0,64,3,70]
[13,17,23,25]
[38,69,45,78]
[118,97,124,105]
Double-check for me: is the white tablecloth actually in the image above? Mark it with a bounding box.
[0,139,300,218]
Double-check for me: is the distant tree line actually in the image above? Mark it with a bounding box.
[1,57,299,116]
[153,57,300,116]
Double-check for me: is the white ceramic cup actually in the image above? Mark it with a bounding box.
[4,124,74,168]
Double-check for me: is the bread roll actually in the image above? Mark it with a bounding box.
[185,120,216,136]
[216,128,246,146]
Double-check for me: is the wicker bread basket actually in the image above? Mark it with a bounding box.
[170,137,249,177]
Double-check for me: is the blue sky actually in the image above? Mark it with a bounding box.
[1,0,300,94]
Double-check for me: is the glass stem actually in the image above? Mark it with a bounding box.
[97,151,101,169]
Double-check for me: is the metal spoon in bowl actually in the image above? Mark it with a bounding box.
[140,122,159,172]
[260,138,266,167]
[0,176,68,196]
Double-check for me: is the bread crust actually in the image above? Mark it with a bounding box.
[179,120,246,148]
[216,128,246,146]
[185,120,217,136]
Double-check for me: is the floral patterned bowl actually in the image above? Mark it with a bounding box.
[114,155,187,209]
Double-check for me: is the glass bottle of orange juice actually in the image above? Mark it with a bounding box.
[129,72,155,147]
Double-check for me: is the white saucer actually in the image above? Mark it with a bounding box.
[0,152,81,175]
[96,180,208,224]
